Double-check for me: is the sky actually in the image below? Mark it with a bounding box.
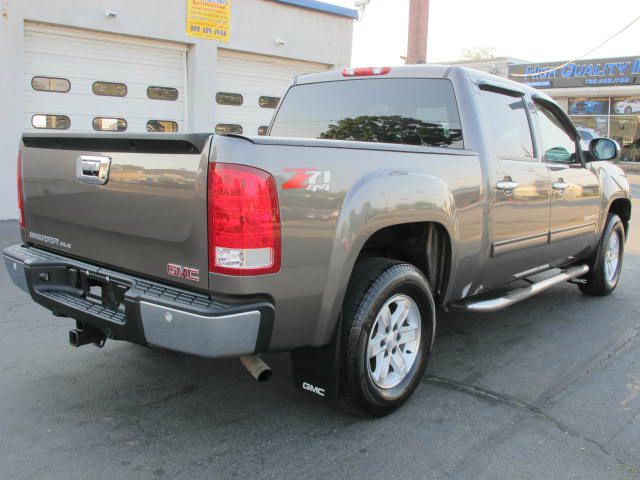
[325,0,640,66]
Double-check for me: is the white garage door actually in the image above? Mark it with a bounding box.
[24,24,187,134]
[215,49,331,137]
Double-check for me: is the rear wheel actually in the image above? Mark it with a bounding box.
[579,214,625,296]
[339,258,436,417]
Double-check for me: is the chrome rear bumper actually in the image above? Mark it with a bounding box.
[3,244,274,358]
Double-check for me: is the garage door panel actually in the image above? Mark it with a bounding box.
[24,24,186,134]
[214,49,330,135]
[25,59,185,86]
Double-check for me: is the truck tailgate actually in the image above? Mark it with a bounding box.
[20,134,211,290]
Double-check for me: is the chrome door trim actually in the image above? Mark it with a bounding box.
[491,231,548,257]
[549,222,597,243]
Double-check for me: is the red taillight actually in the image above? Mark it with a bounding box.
[342,66,391,77]
[17,151,25,228]
[208,163,281,276]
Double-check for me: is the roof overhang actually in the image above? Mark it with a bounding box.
[269,0,359,19]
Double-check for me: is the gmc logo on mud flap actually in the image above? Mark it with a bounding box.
[302,382,326,397]
[167,263,200,282]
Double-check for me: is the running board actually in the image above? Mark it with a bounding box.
[452,265,589,313]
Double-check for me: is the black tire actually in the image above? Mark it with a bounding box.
[624,106,632,114]
[579,214,625,296]
[339,257,436,417]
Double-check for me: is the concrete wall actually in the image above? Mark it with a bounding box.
[0,0,353,219]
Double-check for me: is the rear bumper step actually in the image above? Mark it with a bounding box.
[3,244,274,358]
[452,264,589,313]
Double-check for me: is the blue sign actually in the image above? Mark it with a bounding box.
[508,56,640,89]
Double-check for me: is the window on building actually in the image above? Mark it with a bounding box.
[569,116,609,140]
[31,77,70,93]
[270,78,464,148]
[215,124,243,135]
[611,97,640,115]
[568,97,609,115]
[258,126,269,136]
[259,96,280,109]
[31,114,70,130]
[610,116,640,161]
[93,117,127,132]
[216,92,243,106]
[147,120,179,132]
[92,82,128,97]
[477,90,534,161]
[535,102,578,163]
[147,86,179,101]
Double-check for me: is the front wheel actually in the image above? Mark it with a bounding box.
[579,214,625,296]
[339,258,436,417]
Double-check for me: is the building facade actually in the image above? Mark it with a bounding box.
[0,0,356,219]
[447,56,640,163]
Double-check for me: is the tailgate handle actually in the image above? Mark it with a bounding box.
[77,155,111,185]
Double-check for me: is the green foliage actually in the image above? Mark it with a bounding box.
[461,46,497,60]
[319,115,462,147]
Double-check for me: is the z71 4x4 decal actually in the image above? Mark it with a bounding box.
[282,169,331,192]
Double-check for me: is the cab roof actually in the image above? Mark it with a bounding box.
[294,64,549,101]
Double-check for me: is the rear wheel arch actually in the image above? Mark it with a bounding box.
[350,222,453,304]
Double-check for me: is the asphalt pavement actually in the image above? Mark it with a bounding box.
[1,176,639,479]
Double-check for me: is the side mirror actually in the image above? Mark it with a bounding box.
[588,138,619,161]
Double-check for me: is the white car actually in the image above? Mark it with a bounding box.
[577,127,599,150]
[614,97,640,115]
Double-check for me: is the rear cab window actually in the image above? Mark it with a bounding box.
[270,78,464,148]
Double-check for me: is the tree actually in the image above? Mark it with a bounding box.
[319,115,462,147]
[460,46,497,60]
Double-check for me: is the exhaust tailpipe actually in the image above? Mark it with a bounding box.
[240,355,272,382]
[69,327,107,348]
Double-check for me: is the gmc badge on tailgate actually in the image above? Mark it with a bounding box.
[167,263,200,282]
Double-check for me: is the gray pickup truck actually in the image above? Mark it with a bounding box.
[4,65,632,416]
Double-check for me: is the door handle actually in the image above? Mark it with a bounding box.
[496,180,519,194]
[76,155,111,185]
[552,181,569,191]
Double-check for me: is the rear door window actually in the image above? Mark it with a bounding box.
[270,78,463,148]
[478,90,534,161]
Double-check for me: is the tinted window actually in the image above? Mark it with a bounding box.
[270,78,463,148]
[535,103,578,163]
[147,120,178,132]
[259,96,280,109]
[31,77,70,93]
[147,86,179,101]
[216,92,243,106]
[478,90,534,161]
[93,82,127,97]
[32,114,70,130]
[215,124,243,135]
[93,117,127,132]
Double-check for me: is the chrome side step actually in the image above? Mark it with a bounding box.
[453,265,589,313]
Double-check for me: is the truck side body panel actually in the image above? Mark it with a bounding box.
[209,136,484,349]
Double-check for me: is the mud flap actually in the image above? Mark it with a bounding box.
[291,321,341,401]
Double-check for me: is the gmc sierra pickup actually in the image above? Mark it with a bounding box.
[4,65,631,416]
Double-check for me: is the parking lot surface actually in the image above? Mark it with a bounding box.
[1,175,639,480]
